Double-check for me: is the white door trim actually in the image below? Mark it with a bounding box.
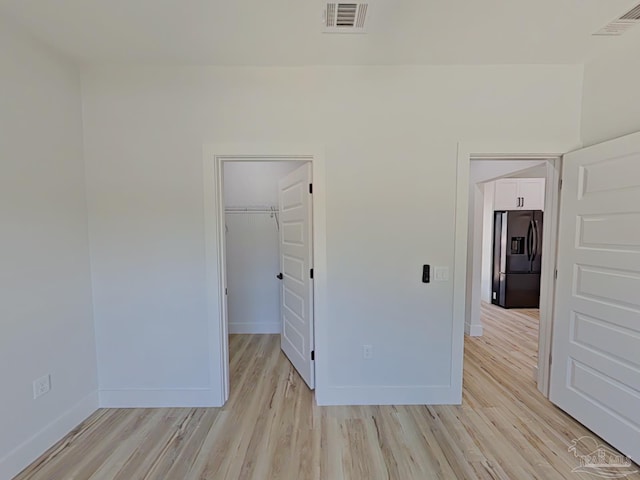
[203,144,327,406]
[537,158,562,395]
[454,140,579,399]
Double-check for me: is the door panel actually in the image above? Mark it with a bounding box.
[278,163,314,388]
[494,179,519,210]
[550,131,640,463]
[519,178,545,210]
[579,212,640,249]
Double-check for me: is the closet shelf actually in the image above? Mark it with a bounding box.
[225,206,279,214]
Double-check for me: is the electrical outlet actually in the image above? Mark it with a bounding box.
[363,345,373,359]
[33,374,51,399]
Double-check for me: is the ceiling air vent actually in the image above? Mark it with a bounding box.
[323,3,369,33]
[594,3,640,36]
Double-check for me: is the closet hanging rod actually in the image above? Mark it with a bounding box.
[224,206,279,214]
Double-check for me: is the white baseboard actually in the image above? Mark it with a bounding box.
[99,388,218,408]
[315,385,460,406]
[465,322,484,337]
[228,322,280,334]
[0,391,98,480]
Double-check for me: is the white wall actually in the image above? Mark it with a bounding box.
[225,214,281,333]
[0,20,97,479]
[465,160,546,336]
[224,161,301,206]
[508,164,548,178]
[582,40,640,147]
[469,161,546,185]
[224,162,302,334]
[81,64,583,406]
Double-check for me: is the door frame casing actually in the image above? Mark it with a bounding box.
[203,144,327,406]
[454,140,579,398]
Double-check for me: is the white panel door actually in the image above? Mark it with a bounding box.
[278,163,314,388]
[550,131,640,463]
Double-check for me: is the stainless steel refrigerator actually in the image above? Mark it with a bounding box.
[491,210,543,308]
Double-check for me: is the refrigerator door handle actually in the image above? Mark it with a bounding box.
[532,219,539,262]
[527,220,533,261]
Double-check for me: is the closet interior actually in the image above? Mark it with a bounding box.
[223,161,305,335]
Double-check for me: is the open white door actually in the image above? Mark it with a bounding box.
[278,163,314,389]
[550,132,640,464]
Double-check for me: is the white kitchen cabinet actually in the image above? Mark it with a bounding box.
[494,178,545,211]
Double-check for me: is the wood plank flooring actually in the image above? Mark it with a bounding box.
[14,303,640,479]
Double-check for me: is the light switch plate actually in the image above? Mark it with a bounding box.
[433,266,449,281]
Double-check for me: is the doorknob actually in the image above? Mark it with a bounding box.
[276,273,283,280]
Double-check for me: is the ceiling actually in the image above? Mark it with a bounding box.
[2,0,640,65]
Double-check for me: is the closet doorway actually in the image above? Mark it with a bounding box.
[222,160,315,395]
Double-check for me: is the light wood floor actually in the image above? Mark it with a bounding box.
[14,303,640,480]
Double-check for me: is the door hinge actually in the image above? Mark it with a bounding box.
[309,183,313,194]
[225,287,228,295]
[559,179,563,190]
[310,268,314,279]
[554,269,558,280]
[311,350,315,361]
